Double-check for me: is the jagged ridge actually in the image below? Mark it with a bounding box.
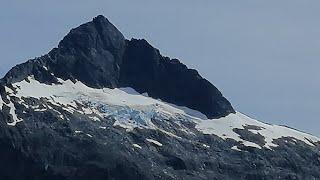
[1,15,234,119]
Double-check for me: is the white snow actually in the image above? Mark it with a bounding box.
[86,134,93,138]
[231,146,242,151]
[10,76,204,131]
[34,108,47,112]
[2,87,23,126]
[5,86,14,94]
[89,116,100,121]
[146,138,163,146]
[142,92,149,97]
[196,112,319,149]
[132,144,142,149]
[202,144,210,148]
[0,96,3,110]
[3,76,319,150]
[6,100,23,126]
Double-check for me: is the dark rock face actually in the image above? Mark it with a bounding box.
[51,15,126,88]
[120,39,234,118]
[1,15,234,119]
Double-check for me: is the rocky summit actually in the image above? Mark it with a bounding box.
[0,15,319,180]
[1,15,234,119]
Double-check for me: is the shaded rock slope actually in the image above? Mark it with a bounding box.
[0,15,319,180]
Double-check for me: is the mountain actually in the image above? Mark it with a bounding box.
[0,15,319,180]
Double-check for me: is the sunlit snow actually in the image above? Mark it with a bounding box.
[2,76,319,149]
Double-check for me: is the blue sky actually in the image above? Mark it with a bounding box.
[1,0,319,136]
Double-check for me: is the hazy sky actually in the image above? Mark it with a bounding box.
[1,0,319,136]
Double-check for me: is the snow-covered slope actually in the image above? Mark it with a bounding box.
[3,76,319,150]
[196,112,319,149]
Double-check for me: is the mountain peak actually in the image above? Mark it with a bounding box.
[1,15,320,180]
[1,15,235,118]
[58,15,125,58]
[93,14,108,21]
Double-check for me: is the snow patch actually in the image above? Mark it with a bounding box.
[231,146,241,151]
[0,96,3,110]
[6,101,23,126]
[5,86,14,94]
[202,144,210,148]
[89,116,100,121]
[2,87,23,126]
[196,112,319,149]
[146,138,163,146]
[132,144,142,149]
[142,92,149,97]
[86,134,93,138]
